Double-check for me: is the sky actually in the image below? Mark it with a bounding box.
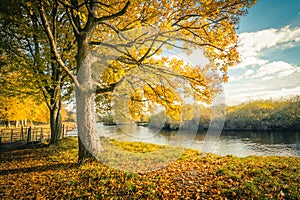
[224,0,300,105]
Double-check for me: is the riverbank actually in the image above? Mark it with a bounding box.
[0,137,299,199]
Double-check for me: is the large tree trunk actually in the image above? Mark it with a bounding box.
[76,52,102,163]
[76,85,102,163]
[72,3,101,162]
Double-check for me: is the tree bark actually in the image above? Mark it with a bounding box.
[5,120,10,128]
[74,8,102,161]
[49,102,62,144]
[76,85,102,163]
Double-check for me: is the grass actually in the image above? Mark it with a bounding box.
[0,137,299,199]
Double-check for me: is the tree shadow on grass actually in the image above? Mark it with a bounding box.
[0,142,49,152]
[0,144,50,162]
[0,162,78,176]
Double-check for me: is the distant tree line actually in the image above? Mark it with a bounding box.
[0,96,49,127]
[0,95,76,127]
[132,96,300,131]
[224,96,300,131]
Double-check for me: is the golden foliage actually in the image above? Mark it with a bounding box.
[0,96,49,123]
[86,0,257,121]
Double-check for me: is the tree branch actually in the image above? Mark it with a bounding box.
[37,1,81,89]
[95,1,130,22]
[95,76,126,94]
[66,7,80,35]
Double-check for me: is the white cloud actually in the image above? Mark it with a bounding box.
[225,26,300,105]
[253,61,298,78]
[236,57,268,69]
[230,69,255,82]
[228,69,256,83]
[226,86,269,94]
[278,69,296,77]
[244,69,254,76]
[225,64,300,105]
[229,61,299,83]
[225,86,300,105]
[253,86,300,99]
[262,76,274,81]
[238,26,300,57]
[179,49,209,67]
[228,76,238,82]
[236,26,300,69]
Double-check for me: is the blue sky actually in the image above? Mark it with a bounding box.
[223,0,300,105]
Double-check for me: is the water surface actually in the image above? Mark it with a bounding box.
[68,124,300,157]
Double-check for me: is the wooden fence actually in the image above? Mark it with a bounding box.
[0,124,77,147]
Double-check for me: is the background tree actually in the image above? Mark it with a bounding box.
[0,0,76,143]
[1,97,50,125]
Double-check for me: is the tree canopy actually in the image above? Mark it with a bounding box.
[0,0,257,160]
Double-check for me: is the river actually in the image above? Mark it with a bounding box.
[67,123,300,157]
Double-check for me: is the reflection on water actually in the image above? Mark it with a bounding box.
[199,131,300,157]
[68,123,300,157]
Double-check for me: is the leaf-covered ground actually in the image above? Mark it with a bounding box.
[0,137,299,199]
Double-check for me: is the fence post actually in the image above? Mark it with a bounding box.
[21,125,24,141]
[40,128,43,142]
[10,129,13,144]
[27,126,31,144]
[62,124,65,139]
[66,125,68,137]
[32,128,34,142]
